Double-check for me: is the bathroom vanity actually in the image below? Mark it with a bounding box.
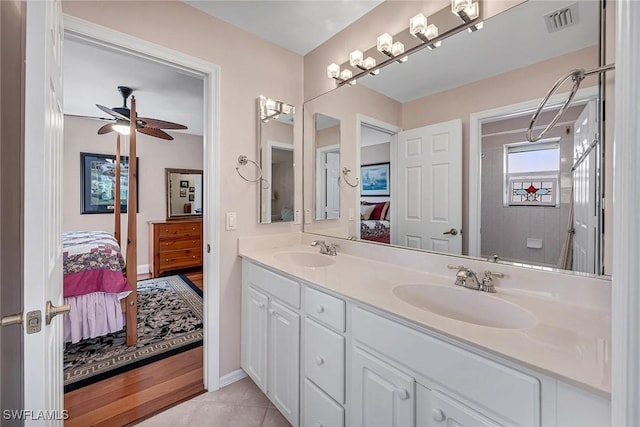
[239,235,611,427]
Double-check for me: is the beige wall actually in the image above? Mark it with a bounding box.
[62,0,304,377]
[0,0,24,419]
[62,116,203,268]
[361,143,390,166]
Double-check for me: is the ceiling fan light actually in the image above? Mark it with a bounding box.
[349,50,364,67]
[113,121,131,136]
[377,33,393,53]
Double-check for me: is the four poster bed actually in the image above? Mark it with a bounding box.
[63,97,140,346]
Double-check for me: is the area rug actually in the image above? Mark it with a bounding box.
[63,274,203,392]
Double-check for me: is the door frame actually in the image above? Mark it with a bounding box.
[467,85,599,259]
[315,144,340,219]
[63,15,221,391]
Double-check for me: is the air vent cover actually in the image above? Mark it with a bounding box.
[544,3,579,33]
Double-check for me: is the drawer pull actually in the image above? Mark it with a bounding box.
[396,388,410,400]
[316,305,325,314]
[165,259,169,262]
[192,256,196,259]
[431,408,446,422]
[315,356,325,366]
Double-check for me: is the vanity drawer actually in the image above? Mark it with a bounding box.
[305,286,345,332]
[303,378,344,427]
[352,306,540,426]
[244,260,300,308]
[304,318,345,403]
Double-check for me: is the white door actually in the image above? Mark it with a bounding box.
[326,151,341,219]
[268,299,300,426]
[241,286,268,392]
[572,101,598,274]
[23,0,66,423]
[394,120,462,254]
[351,346,415,427]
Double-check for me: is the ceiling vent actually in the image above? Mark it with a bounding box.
[544,3,579,33]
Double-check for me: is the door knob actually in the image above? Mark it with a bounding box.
[442,228,458,236]
[45,301,71,325]
[1,313,23,328]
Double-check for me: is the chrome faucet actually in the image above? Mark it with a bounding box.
[448,264,503,292]
[311,240,338,256]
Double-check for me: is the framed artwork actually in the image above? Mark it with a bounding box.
[361,162,390,196]
[80,152,139,214]
[180,188,187,197]
[189,187,195,193]
[189,194,195,201]
[180,180,189,188]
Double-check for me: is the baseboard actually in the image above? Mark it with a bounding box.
[137,264,150,275]
[218,369,247,388]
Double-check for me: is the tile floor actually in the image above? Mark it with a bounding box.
[134,376,291,427]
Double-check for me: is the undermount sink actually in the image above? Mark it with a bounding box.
[393,284,537,329]
[273,251,336,268]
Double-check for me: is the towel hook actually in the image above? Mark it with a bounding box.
[236,155,263,183]
[342,167,359,188]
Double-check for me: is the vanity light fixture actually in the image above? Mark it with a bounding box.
[409,13,441,49]
[377,33,408,63]
[451,0,482,31]
[260,96,295,123]
[327,63,357,85]
[349,50,380,76]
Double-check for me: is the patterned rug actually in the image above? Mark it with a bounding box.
[63,274,203,392]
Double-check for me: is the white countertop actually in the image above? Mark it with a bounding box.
[239,238,611,397]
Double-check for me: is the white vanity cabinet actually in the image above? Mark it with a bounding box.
[241,260,300,426]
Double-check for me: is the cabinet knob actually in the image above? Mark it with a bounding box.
[431,408,446,422]
[269,309,277,316]
[316,305,325,314]
[257,302,265,308]
[396,388,410,400]
[315,356,325,366]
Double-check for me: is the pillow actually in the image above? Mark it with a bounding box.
[380,202,390,221]
[370,202,387,220]
[361,205,375,220]
[384,204,390,220]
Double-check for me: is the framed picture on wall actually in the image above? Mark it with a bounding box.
[361,162,390,196]
[180,180,189,188]
[189,194,195,201]
[189,187,195,193]
[80,152,139,214]
[180,189,187,197]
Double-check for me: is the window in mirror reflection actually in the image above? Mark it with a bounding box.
[314,113,341,220]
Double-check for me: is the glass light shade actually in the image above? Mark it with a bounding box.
[451,0,472,14]
[425,24,439,40]
[339,69,353,81]
[363,57,377,70]
[327,63,340,78]
[349,50,364,67]
[391,41,404,56]
[376,33,393,53]
[113,123,131,136]
[464,2,480,20]
[409,13,427,36]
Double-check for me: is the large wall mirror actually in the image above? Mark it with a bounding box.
[259,96,296,223]
[303,0,613,277]
[166,168,203,219]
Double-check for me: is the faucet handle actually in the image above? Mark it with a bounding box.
[311,240,325,247]
[481,271,497,293]
[327,243,339,256]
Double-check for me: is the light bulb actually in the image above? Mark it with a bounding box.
[113,124,131,136]
[464,2,480,20]
[377,33,393,53]
[409,13,427,37]
[363,57,379,75]
[349,50,364,67]
[451,0,472,14]
[340,69,353,81]
[425,24,439,40]
[391,42,407,62]
[327,63,340,79]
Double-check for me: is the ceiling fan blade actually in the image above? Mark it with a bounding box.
[137,127,174,140]
[65,114,115,122]
[97,123,115,135]
[96,104,130,121]
[137,117,187,130]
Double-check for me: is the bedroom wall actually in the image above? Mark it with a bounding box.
[361,142,390,166]
[62,116,204,270]
[62,0,304,377]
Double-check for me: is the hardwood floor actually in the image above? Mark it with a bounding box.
[64,269,205,426]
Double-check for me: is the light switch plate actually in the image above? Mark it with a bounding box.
[294,210,301,224]
[225,212,237,230]
[304,209,312,224]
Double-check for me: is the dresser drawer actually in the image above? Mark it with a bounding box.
[305,287,345,332]
[158,238,201,251]
[158,250,201,269]
[304,318,345,403]
[158,222,202,239]
[303,378,344,427]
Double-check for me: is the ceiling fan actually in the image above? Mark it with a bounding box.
[94,86,187,140]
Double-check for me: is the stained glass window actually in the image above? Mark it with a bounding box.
[509,179,556,206]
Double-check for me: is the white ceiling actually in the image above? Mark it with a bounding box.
[62,0,598,134]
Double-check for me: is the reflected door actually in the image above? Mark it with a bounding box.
[573,101,598,274]
[326,152,341,219]
[394,120,462,254]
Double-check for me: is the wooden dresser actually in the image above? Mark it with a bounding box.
[149,219,203,278]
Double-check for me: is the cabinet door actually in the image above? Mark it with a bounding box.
[242,286,269,393]
[416,384,502,427]
[351,346,415,427]
[268,299,300,426]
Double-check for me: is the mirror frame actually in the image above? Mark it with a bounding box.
[165,168,203,220]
